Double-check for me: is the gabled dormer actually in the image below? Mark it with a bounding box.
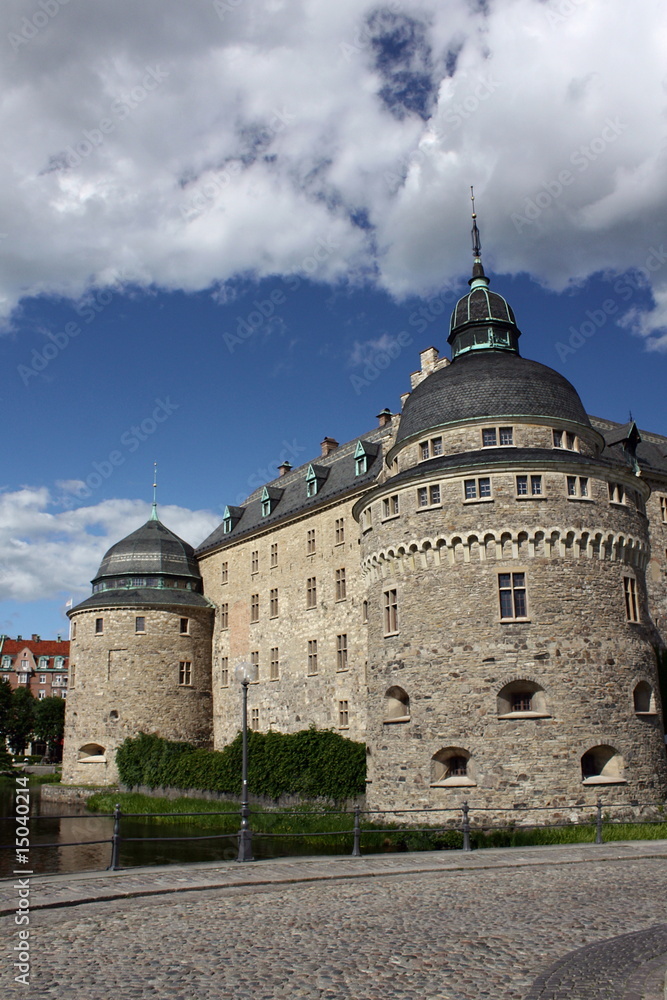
[306,464,329,497]
[222,505,245,534]
[261,486,284,517]
[354,439,379,476]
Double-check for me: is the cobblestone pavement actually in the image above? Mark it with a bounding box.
[2,845,667,999]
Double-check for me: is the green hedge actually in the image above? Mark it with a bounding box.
[116,728,366,801]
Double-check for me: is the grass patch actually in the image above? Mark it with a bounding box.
[86,792,667,853]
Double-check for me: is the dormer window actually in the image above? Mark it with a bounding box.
[222,505,244,534]
[38,656,49,669]
[306,464,329,497]
[354,439,378,476]
[260,486,283,517]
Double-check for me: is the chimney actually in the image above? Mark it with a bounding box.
[420,346,439,372]
[376,408,392,428]
[320,437,339,457]
[32,634,40,642]
[17,635,22,641]
[277,461,292,477]
[57,634,62,642]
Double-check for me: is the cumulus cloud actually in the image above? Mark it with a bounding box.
[0,488,219,602]
[0,0,666,340]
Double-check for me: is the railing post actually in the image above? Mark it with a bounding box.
[108,803,121,871]
[351,804,362,857]
[461,800,472,852]
[595,798,603,844]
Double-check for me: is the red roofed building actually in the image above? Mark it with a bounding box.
[0,634,69,701]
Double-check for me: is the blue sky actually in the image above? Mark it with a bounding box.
[1,0,666,639]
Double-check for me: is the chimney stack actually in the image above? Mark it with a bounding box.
[320,437,339,457]
[376,408,392,427]
[277,461,292,477]
[32,634,40,642]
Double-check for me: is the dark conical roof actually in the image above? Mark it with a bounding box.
[93,517,201,585]
[395,350,591,448]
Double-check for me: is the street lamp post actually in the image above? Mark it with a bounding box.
[235,661,258,862]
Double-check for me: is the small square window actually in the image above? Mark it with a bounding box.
[482,428,497,447]
[135,616,146,634]
[464,477,492,501]
[95,618,104,635]
[179,617,189,635]
[568,476,589,498]
[499,427,513,446]
[179,661,192,686]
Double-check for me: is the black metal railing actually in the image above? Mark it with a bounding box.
[1,798,664,873]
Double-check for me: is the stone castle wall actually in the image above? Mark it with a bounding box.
[62,603,214,785]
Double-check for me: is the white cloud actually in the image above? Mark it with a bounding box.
[0,0,666,338]
[0,488,220,602]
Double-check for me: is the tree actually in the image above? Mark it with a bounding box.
[6,688,35,755]
[0,677,12,744]
[34,696,66,761]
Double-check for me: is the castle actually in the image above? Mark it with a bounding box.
[62,226,667,812]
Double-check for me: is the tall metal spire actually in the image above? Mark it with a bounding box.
[470,185,486,281]
[151,462,159,520]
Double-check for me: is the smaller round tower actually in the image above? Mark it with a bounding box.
[62,510,214,786]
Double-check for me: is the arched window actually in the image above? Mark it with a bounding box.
[633,681,656,714]
[497,680,549,718]
[383,686,410,723]
[431,747,476,787]
[580,745,625,784]
[77,743,106,763]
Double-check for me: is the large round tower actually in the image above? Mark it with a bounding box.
[62,510,214,785]
[355,221,667,815]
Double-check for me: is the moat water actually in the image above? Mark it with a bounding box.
[0,781,354,876]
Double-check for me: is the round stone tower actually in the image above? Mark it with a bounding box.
[355,224,667,816]
[62,510,214,785]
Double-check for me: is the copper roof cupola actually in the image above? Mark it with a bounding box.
[448,189,521,360]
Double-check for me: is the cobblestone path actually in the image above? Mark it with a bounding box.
[2,852,666,999]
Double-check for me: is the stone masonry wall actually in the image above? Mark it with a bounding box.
[62,603,214,785]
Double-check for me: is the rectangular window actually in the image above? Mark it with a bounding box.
[135,616,145,633]
[362,508,372,531]
[307,639,318,675]
[251,650,259,678]
[251,708,260,731]
[335,568,347,601]
[335,518,345,544]
[429,484,441,505]
[71,622,76,639]
[431,436,443,456]
[660,496,667,523]
[382,496,399,518]
[39,691,46,700]
[270,543,278,567]
[179,617,189,635]
[270,588,279,618]
[384,588,398,634]
[95,618,104,635]
[307,528,316,554]
[39,675,46,684]
[270,647,279,680]
[251,550,259,574]
[362,600,368,624]
[179,661,192,686]
[609,482,625,504]
[306,577,317,609]
[482,427,497,447]
[418,486,428,507]
[499,426,513,446]
[498,572,527,620]
[221,562,228,584]
[69,665,75,688]
[568,476,589,498]
[624,576,639,622]
[516,475,528,496]
[250,594,259,623]
[484,427,513,447]
[420,440,430,461]
[336,633,348,671]
[464,477,491,500]
[566,431,576,450]
[338,700,349,728]
[221,657,229,687]
[220,604,229,629]
[552,429,563,448]
[531,475,542,496]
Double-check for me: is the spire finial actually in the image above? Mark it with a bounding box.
[151,462,158,520]
[469,185,486,283]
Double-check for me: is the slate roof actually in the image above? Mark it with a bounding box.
[395,350,591,448]
[590,416,667,480]
[70,589,213,612]
[196,424,393,555]
[94,517,202,585]
[449,285,518,334]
